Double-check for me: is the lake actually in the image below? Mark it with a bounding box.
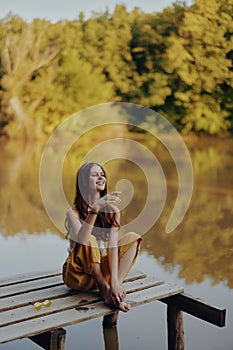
[0,133,232,350]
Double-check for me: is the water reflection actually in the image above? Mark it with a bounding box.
[103,327,119,350]
[0,141,57,236]
[0,136,233,290]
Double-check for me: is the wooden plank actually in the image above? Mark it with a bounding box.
[0,277,163,327]
[0,285,72,312]
[0,293,98,328]
[0,270,61,287]
[167,305,184,350]
[0,268,145,288]
[0,283,182,343]
[161,293,226,327]
[0,303,113,343]
[124,269,146,282]
[0,268,145,299]
[125,284,184,307]
[0,275,64,298]
[0,272,153,312]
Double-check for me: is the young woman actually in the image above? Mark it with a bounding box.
[62,162,142,312]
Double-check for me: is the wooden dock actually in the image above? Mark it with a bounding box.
[0,269,226,350]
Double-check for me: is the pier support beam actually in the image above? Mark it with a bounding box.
[29,328,66,350]
[167,305,184,350]
[103,311,119,328]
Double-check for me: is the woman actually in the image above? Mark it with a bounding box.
[63,162,142,312]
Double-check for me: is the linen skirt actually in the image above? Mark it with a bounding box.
[62,232,142,291]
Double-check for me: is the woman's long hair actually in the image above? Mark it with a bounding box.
[74,162,119,229]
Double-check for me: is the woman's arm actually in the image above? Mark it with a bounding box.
[67,192,121,245]
[66,207,97,245]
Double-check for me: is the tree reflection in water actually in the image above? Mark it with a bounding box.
[0,136,232,289]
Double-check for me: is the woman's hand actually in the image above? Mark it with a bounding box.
[109,282,126,304]
[104,283,130,312]
[92,191,121,212]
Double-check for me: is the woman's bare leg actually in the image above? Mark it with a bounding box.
[91,263,110,298]
[118,241,138,284]
[104,240,138,312]
[91,240,139,312]
[92,263,128,311]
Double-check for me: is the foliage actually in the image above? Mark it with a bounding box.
[0,1,232,138]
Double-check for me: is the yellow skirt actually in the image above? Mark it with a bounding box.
[62,232,142,291]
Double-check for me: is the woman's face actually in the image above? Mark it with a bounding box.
[89,165,106,193]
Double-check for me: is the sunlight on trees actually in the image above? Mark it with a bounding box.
[0,0,232,138]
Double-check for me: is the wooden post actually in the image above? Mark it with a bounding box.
[29,328,66,350]
[102,311,119,328]
[167,305,184,350]
[161,293,226,327]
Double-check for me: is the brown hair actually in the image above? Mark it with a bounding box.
[74,162,119,229]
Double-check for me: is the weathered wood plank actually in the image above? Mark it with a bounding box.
[161,293,226,327]
[0,285,72,312]
[0,270,61,287]
[0,303,111,343]
[0,283,182,343]
[0,270,149,311]
[0,277,163,327]
[167,305,184,350]
[0,268,145,300]
[124,269,146,282]
[0,268,145,288]
[0,293,99,328]
[0,269,149,312]
[0,275,64,298]
[125,284,184,307]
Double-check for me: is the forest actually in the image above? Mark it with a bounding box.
[0,0,232,139]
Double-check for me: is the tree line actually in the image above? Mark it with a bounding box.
[0,0,232,139]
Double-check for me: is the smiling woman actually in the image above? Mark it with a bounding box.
[62,162,142,313]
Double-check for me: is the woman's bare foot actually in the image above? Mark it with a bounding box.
[104,288,116,307]
[116,300,131,312]
[104,289,130,312]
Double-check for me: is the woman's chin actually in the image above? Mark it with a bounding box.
[96,184,105,191]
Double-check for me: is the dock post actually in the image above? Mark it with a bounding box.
[29,328,66,350]
[167,305,184,350]
[103,311,119,328]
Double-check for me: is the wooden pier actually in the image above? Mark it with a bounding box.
[0,269,226,350]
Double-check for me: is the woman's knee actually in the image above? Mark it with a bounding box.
[118,232,142,252]
[120,232,141,244]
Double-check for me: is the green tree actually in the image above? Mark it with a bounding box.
[25,19,114,134]
[131,4,186,107]
[0,16,60,138]
[164,0,233,134]
[80,5,134,100]
[0,2,232,138]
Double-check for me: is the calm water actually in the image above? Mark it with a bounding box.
[0,135,233,350]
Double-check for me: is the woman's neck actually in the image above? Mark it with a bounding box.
[88,192,100,206]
